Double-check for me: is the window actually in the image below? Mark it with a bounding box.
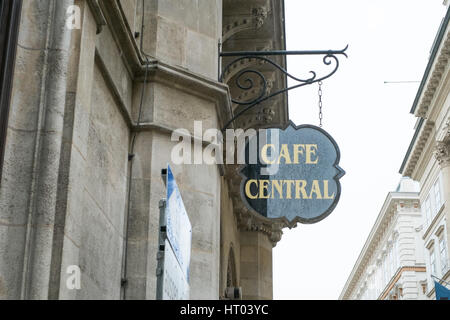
[376,268,381,295]
[424,196,432,227]
[439,236,448,272]
[373,269,379,297]
[430,248,437,276]
[424,176,443,228]
[383,257,389,286]
[370,276,375,299]
[393,239,399,270]
[434,177,442,214]
[389,246,396,277]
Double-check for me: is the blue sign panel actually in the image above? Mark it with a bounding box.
[240,122,345,224]
[166,165,192,281]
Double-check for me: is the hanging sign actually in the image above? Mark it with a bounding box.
[240,121,345,224]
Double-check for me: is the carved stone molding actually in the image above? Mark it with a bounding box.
[437,118,450,142]
[403,120,435,177]
[222,50,273,84]
[235,106,276,130]
[87,0,107,34]
[445,119,450,140]
[434,140,450,167]
[222,6,270,43]
[252,7,269,28]
[235,203,286,247]
[415,31,450,118]
[397,199,420,212]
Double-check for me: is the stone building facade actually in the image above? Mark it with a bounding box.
[0,0,290,300]
[399,5,450,299]
[339,178,428,300]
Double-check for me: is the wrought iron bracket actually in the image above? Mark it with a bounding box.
[218,45,348,131]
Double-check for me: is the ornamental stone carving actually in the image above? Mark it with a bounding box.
[434,141,450,167]
[236,206,286,247]
[222,6,270,43]
[252,7,268,28]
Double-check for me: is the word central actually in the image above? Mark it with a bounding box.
[245,179,335,200]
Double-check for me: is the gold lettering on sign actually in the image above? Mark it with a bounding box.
[259,180,270,199]
[305,144,319,164]
[260,144,319,164]
[271,180,284,199]
[245,179,258,199]
[309,180,323,199]
[295,180,308,199]
[244,179,335,200]
[293,144,305,164]
[261,144,275,165]
[323,180,335,199]
[278,144,292,164]
[244,143,337,201]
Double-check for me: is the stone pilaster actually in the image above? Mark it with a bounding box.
[239,230,273,300]
[234,203,286,300]
[0,0,75,300]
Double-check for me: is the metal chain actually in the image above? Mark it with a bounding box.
[318,81,323,127]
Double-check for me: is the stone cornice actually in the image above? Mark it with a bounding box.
[401,119,435,177]
[97,0,145,77]
[415,40,449,118]
[400,9,450,177]
[378,266,426,300]
[413,9,450,117]
[145,60,234,130]
[90,1,234,131]
[87,0,107,34]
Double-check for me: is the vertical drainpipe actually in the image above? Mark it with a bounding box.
[0,0,23,183]
[21,0,74,299]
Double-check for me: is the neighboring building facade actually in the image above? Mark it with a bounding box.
[342,4,450,300]
[339,178,428,300]
[399,6,450,299]
[0,0,290,299]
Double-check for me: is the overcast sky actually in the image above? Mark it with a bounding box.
[273,0,447,300]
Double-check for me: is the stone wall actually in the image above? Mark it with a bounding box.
[0,0,287,300]
[140,0,221,80]
[0,0,229,300]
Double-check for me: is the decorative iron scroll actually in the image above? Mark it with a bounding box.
[219,45,348,131]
